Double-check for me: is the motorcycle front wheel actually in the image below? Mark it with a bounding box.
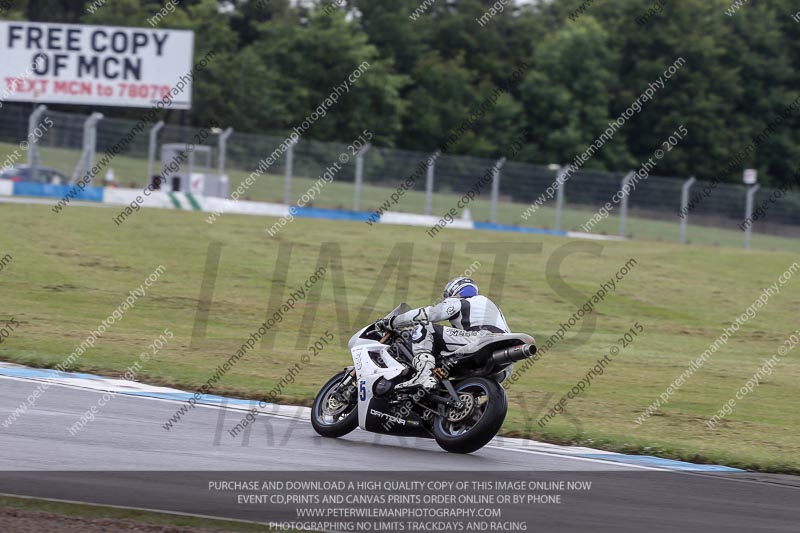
[310,370,359,438]
[432,377,507,454]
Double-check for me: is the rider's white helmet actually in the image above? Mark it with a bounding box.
[443,277,478,299]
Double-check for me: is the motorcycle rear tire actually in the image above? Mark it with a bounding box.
[432,377,507,454]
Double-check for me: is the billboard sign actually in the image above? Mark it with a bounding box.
[0,21,195,109]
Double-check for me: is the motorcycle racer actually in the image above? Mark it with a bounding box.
[375,277,510,390]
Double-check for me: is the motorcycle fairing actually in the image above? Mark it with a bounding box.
[351,343,406,430]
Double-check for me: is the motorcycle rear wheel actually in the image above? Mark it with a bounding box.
[432,377,507,454]
[311,370,359,438]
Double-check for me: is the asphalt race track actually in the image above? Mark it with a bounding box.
[1,373,798,532]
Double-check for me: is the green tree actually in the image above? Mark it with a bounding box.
[248,9,407,145]
[518,16,631,170]
[401,52,478,152]
[724,1,798,186]
[351,0,431,75]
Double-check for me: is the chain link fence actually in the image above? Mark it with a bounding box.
[2,105,799,251]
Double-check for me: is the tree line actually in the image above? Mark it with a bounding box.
[3,0,799,187]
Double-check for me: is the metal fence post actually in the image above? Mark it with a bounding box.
[555,166,566,232]
[71,112,103,184]
[27,105,47,178]
[216,127,234,198]
[283,137,298,205]
[218,127,233,177]
[744,184,760,249]
[353,143,371,211]
[618,170,635,237]
[424,152,437,216]
[147,120,165,182]
[679,176,696,244]
[86,112,102,177]
[490,157,506,223]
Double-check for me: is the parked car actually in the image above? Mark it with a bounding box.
[0,165,68,185]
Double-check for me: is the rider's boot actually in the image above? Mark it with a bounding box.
[395,352,437,390]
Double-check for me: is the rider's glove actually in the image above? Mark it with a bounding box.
[375,317,394,335]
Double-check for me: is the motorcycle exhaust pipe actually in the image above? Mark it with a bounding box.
[491,344,537,365]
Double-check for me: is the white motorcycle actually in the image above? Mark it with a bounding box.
[311,304,537,454]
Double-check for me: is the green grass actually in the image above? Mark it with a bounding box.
[1,203,798,473]
[0,495,274,531]
[3,141,799,253]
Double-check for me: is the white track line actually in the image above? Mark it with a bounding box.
[483,444,663,471]
[0,374,306,422]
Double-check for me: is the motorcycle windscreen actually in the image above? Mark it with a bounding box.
[383,302,411,320]
[354,303,413,345]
